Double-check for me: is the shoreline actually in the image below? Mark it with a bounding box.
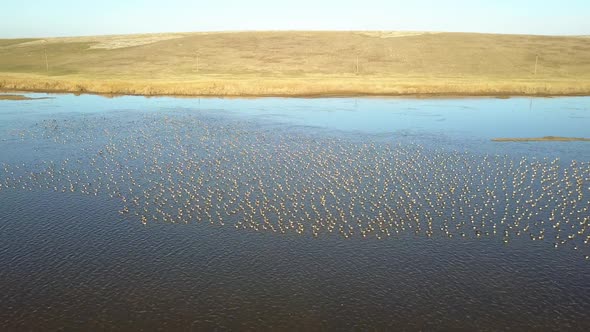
[2,75,590,98]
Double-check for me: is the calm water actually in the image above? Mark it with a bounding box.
[1,93,589,331]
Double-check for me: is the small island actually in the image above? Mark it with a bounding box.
[492,136,590,142]
[0,94,51,100]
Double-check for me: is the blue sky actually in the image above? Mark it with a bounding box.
[1,0,589,38]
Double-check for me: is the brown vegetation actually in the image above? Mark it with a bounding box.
[1,31,589,96]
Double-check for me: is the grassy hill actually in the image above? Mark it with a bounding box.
[1,31,589,96]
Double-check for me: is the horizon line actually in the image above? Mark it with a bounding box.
[2,29,589,40]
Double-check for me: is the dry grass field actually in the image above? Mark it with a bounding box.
[1,31,589,96]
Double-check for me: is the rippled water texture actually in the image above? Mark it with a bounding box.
[1,94,590,331]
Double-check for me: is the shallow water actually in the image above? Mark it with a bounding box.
[1,93,589,331]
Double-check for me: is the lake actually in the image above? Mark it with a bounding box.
[1,93,589,331]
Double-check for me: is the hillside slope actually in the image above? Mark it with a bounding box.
[1,31,589,96]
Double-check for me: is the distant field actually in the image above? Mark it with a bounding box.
[1,31,590,96]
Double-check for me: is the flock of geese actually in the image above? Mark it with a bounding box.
[1,110,589,259]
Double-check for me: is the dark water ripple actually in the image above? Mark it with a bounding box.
[2,189,589,330]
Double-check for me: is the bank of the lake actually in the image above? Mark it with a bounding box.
[2,31,590,97]
[2,74,590,97]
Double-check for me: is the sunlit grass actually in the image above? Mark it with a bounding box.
[1,31,589,96]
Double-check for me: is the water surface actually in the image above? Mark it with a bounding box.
[1,93,589,331]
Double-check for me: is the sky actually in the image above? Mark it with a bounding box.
[1,0,589,38]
